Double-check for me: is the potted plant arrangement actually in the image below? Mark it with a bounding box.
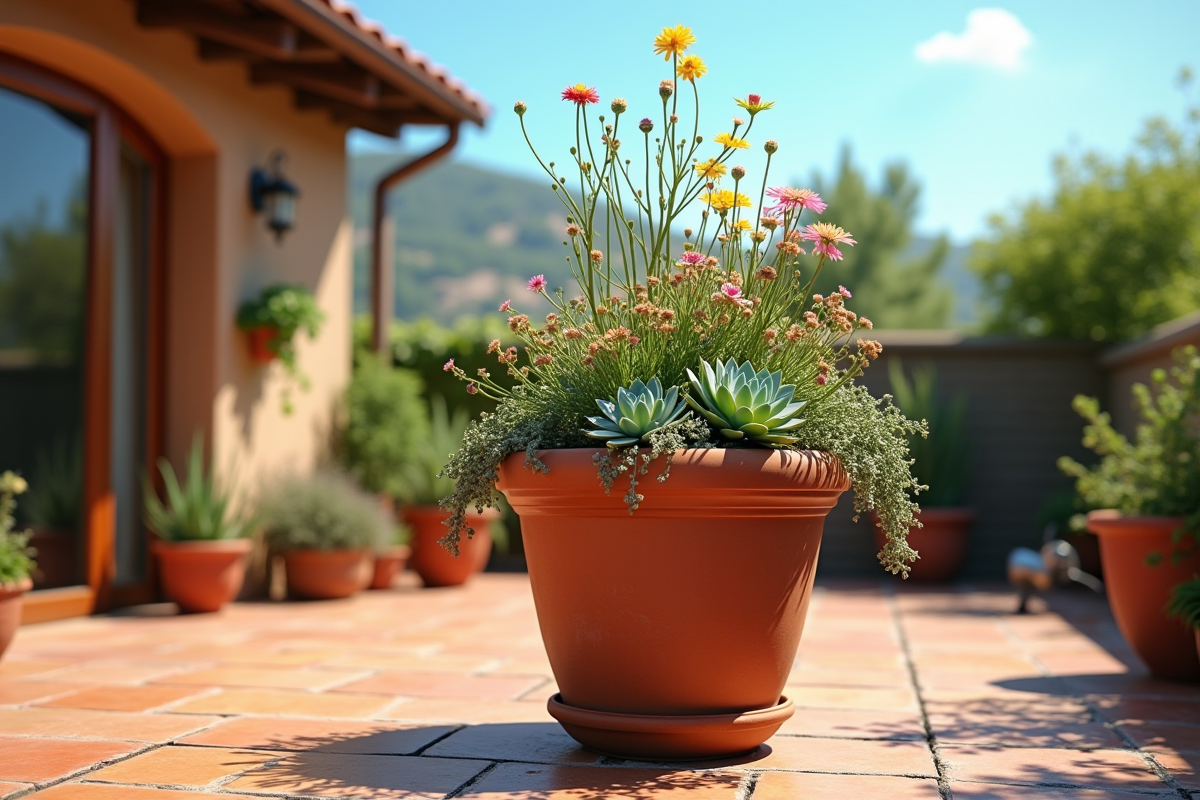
[437,25,923,759]
[261,470,391,600]
[23,437,81,589]
[874,361,972,581]
[1061,345,1200,681]
[236,283,325,414]
[142,436,252,614]
[403,395,499,587]
[369,525,411,590]
[0,471,36,660]
[1169,577,1200,667]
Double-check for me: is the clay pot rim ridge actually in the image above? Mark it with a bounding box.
[1085,511,1188,535]
[0,577,33,597]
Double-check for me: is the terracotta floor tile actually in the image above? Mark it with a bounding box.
[793,651,906,671]
[785,685,919,711]
[224,752,490,798]
[319,652,499,672]
[0,660,76,677]
[36,685,211,712]
[180,716,457,754]
[0,707,219,742]
[0,681,80,705]
[0,736,145,783]
[87,744,283,787]
[1100,698,1200,725]
[1062,674,1200,699]
[1120,720,1200,753]
[155,665,368,691]
[170,687,395,718]
[383,698,556,724]
[776,707,927,740]
[456,762,742,798]
[785,666,911,689]
[0,782,30,799]
[734,735,936,776]
[752,771,940,799]
[1155,751,1199,791]
[940,744,1168,790]
[157,645,340,666]
[333,671,544,701]
[30,786,266,800]
[950,782,1176,799]
[32,661,188,685]
[424,721,603,765]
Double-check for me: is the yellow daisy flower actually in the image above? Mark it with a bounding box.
[714,132,750,150]
[653,25,696,61]
[701,190,752,212]
[730,219,752,231]
[694,159,727,180]
[676,55,707,82]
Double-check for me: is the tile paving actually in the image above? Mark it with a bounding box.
[0,574,1197,798]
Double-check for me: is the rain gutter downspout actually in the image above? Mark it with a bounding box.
[371,123,461,354]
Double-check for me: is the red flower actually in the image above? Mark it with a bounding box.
[561,84,599,106]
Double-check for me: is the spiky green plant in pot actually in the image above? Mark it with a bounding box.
[685,359,806,447]
[585,378,689,447]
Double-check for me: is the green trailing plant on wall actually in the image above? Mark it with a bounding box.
[237,284,325,414]
[888,360,969,507]
[1059,345,1200,562]
[436,27,926,576]
[142,436,248,542]
[260,470,391,552]
[0,471,35,585]
[337,356,430,498]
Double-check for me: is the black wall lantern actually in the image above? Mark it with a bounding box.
[249,149,298,242]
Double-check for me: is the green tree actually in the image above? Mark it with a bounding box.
[807,145,951,329]
[971,83,1200,341]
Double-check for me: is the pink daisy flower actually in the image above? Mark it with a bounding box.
[800,222,856,262]
[499,299,512,312]
[764,187,827,217]
[527,275,547,292]
[678,251,706,266]
[561,84,599,106]
[839,285,852,298]
[720,282,742,299]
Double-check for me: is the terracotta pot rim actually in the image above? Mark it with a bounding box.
[281,547,371,557]
[152,539,253,554]
[548,692,794,735]
[1085,511,1188,535]
[0,577,33,597]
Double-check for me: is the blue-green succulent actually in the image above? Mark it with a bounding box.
[584,377,690,448]
[685,359,806,447]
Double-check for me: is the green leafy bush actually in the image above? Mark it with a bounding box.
[22,436,82,530]
[338,357,429,497]
[1169,577,1200,630]
[0,471,35,585]
[888,361,969,507]
[403,394,468,506]
[143,436,248,542]
[237,284,325,414]
[261,471,391,552]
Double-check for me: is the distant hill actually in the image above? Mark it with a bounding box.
[349,152,979,327]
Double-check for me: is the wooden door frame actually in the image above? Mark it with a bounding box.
[0,53,167,621]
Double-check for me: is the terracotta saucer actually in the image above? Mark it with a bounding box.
[547,693,794,761]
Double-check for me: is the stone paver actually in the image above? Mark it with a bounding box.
[0,574,1196,798]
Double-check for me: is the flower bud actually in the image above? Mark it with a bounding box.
[639,117,654,133]
[764,140,779,154]
[611,97,627,114]
[732,117,744,127]
[748,93,762,106]
[683,227,693,239]
[513,100,527,116]
[670,114,679,124]
[731,165,746,180]
[659,80,674,100]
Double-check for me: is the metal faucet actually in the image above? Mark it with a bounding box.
[1007,525,1104,613]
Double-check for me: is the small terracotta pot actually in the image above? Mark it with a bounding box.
[153,539,252,613]
[873,508,975,582]
[497,448,849,760]
[282,548,372,600]
[27,526,78,589]
[0,578,32,660]
[369,545,411,590]
[244,326,279,364]
[1086,511,1200,681]
[403,506,496,587]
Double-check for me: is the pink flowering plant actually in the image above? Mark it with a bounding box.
[441,25,924,575]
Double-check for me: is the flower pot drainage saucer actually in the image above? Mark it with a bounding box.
[547,693,794,761]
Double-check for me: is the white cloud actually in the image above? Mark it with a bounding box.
[915,8,1032,71]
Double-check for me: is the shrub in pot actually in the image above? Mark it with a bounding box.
[1061,345,1200,681]
[402,394,501,587]
[437,26,925,760]
[873,361,973,581]
[261,471,390,600]
[143,436,252,614]
[22,437,81,589]
[0,471,36,660]
[1169,578,1200,668]
[236,284,325,415]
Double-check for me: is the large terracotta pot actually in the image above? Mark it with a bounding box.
[0,578,31,660]
[497,448,849,760]
[282,548,371,600]
[369,545,411,590]
[153,539,252,613]
[1086,512,1200,681]
[873,508,975,582]
[244,326,279,364]
[404,506,495,587]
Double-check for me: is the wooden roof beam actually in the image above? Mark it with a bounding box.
[292,90,403,136]
[137,0,301,61]
[197,38,338,63]
[251,63,379,107]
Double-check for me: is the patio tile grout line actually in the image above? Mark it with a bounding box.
[443,760,501,798]
[886,583,955,800]
[734,770,760,799]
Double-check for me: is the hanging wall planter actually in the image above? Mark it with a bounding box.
[236,284,325,414]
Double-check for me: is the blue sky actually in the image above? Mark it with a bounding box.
[349,1,1200,243]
